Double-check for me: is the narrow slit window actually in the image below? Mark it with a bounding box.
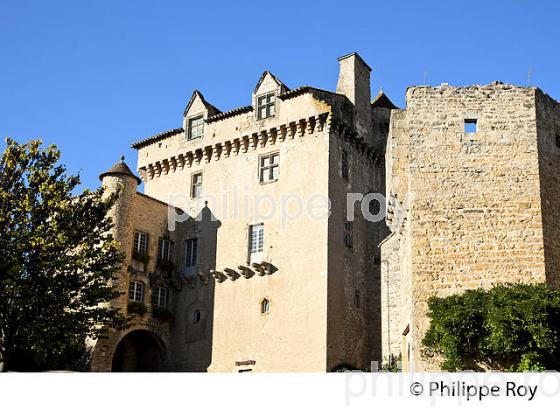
[464,119,477,133]
[344,221,353,249]
[193,309,201,324]
[354,291,361,308]
[342,150,349,180]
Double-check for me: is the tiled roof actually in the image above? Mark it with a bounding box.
[278,86,312,100]
[99,157,142,185]
[207,105,254,123]
[131,128,184,149]
[371,91,398,109]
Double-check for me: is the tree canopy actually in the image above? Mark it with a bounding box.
[423,283,560,371]
[0,139,124,371]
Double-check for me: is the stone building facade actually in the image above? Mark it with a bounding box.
[91,53,389,372]
[90,54,560,372]
[382,83,560,371]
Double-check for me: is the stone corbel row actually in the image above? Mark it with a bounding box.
[141,113,329,180]
[330,117,384,166]
[207,262,277,284]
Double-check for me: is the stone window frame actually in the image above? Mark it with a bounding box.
[187,114,204,140]
[258,151,279,184]
[128,280,145,303]
[133,231,149,253]
[191,171,203,198]
[256,92,276,120]
[152,286,168,309]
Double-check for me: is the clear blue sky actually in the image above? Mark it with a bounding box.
[1,0,558,190]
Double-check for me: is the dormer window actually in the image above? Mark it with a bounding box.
[257,92,276,120]
[188,115,204,140]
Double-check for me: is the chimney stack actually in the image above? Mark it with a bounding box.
[336,52,373,142]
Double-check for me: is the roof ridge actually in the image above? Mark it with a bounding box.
[131,128,184,149]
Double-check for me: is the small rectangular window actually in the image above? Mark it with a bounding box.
[249,224,264,254]
[344,221,353,249]
[259,153,279,183]
[191,172,203,198]
[185,238,198,267]
[342,150,349,180]
[129,281,144,302]
[188,115,204,140]
[556,133,560,149]
[152,286,168,309]
[133,231,148,253]
[464,118,477,133]
[157,238,173,262]
[257,93,276,120]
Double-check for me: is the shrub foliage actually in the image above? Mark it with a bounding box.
[423,283,560,371]
[0,139,124,371]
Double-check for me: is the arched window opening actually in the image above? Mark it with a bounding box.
[261,298,270,314]
[193,309,201,324]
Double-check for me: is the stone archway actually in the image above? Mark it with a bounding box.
[111,329,166,372]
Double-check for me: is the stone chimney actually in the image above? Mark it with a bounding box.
[336,52,373,142]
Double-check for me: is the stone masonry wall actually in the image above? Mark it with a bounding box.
[536,91,560,288]
[384,83,550,371]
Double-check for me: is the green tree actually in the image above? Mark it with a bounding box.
[423,283,560,371]
[0,139,124,371]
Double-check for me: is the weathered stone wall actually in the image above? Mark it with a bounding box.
[327,129,386,371]
[536,90,560,288]
[91,177,174,371]
[96,53,389,372]
[383,83,553,371]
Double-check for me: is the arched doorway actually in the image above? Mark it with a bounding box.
[111,330,166,372]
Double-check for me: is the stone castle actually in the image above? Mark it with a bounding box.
[90,53,560,372]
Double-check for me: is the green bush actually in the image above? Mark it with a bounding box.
[127,301,148,316]
[423,283,560,371]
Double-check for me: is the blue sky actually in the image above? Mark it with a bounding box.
[1,0,558,190]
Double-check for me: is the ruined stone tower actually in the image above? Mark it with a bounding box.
[381,83,560,371]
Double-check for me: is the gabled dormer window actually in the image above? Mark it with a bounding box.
[188,115,204,140]
[257,92,276,120]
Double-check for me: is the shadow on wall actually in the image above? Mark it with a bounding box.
[111,330,167,372]
[173,204,221,371]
